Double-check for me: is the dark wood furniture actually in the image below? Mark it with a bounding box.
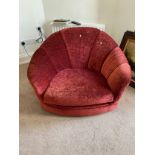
[120,31,135,88]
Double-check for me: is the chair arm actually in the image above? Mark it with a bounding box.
[27,48,56,97]
[107,63,131,101]
[101,47,131,101]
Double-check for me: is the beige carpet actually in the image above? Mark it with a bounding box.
[20,64,135,155]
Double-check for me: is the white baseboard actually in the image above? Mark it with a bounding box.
[19,56,31,64]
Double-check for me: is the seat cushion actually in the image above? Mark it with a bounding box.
[43,69,114,106]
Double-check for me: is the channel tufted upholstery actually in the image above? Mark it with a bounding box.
[27,27,131,116]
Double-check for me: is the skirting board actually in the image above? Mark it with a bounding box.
[19,56,31,64]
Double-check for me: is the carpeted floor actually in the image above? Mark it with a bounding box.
[19,63,135,155]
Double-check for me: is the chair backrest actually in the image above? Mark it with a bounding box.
[39,27,118,71]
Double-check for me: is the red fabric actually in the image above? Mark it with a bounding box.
[40,101,118,116]
[101,47,128,79]
[88,31,117,72]
[27,27,131,116]
[61,27,100,68]
[107,63,131,101]
[101,47,131,100]
[44,69,114,106]
[40,31,71,72]
[27,48,57,96]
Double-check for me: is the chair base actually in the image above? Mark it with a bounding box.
[40,102,118,116]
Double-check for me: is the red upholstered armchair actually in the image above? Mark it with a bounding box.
[27,27,131,116]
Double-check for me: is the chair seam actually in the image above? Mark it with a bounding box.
[107,62,129,80]
[87,29,101,67]
[60,29,73,68]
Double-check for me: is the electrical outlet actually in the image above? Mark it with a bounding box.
[21,26,45,46]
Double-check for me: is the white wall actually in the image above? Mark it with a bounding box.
[112,0,135,44]
[19,0,135,44]
[19,0,135,45]
[98,0,117,35]
[42,0,99,23]
[98,0,135,44]
[19,0,45,62]
[19,0,45,41]
[19,0,134,63]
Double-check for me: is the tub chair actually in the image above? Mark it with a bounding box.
[27,27,131,116]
